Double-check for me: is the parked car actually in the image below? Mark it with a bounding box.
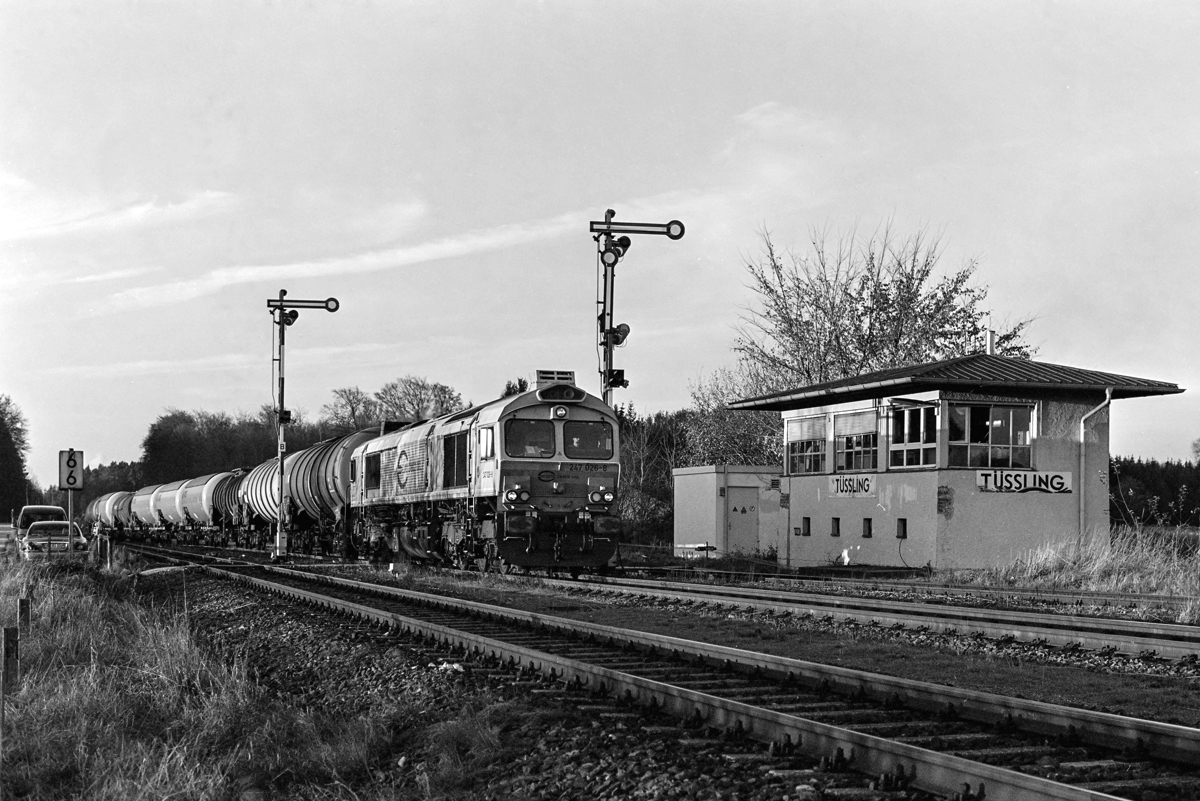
[20,520,89,561]
[15,505,67,538]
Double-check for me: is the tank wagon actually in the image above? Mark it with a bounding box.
[177,472,234,527]
[348,374,620,573]
[104,372,620,573]
[83,491,133,533]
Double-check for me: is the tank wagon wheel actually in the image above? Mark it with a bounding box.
[483,556,511,575]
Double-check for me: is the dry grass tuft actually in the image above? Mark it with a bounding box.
[950,525,1200,621]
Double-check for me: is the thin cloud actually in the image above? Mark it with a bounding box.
[40,342,401,379]
[0,191,238,243]
[107,210,585,311]
[70,267,157,284]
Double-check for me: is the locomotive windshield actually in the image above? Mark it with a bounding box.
[563,421,613,459]
[504,420,556,458]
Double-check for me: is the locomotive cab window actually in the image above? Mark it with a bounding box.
[477,426,495,460]
[563,421,613,459]
[504,419,556,458]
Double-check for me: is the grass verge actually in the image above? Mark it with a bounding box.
[0,559,548,800]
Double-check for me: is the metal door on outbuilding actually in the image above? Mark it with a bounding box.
[672,465,785,558]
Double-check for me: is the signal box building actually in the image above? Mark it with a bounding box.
[727,353,1183,570]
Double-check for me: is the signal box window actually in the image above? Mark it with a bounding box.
[504,419,556,458]
[890,406,937,467]
[948,404,1032,468]
[564,421,613,459]
[834,411,877,471]
[365,453,381,491]
[787,416,826,475]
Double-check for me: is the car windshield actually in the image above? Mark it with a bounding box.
[20,511,65,528]
[27,523,77,538]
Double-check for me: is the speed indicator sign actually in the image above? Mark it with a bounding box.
[59,449,83,490]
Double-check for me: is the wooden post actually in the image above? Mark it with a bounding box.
[2,627,17,689]
[1,624,19,798]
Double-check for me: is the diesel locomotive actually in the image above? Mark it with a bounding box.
[83,371,621,573]
[348,370,620,573]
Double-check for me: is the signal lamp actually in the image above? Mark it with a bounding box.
[609,323,630,347]
[605,368,628,389]
[553,405,568,419]
[600,234,632,267]
[519,490,530,502]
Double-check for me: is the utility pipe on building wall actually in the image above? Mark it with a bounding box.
[1079,387,1113,541]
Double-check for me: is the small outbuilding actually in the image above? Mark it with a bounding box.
[671,465,786,558]
[725,352,1183,570]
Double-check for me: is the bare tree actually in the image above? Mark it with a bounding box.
[735,226,1035,393]
[320,387,381,432]
[682,365,780,467]
[375,376,465,421]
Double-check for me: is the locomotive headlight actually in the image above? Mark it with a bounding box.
[589,491,602,503]
[602,491,615,503]
[505,490,519,502]
[552,405,568,419]
[518,490,531,502]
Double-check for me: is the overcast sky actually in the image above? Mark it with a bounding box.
[2,1,1197,486]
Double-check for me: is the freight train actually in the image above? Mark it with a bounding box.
[83,371,621,573]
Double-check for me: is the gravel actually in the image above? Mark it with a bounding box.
[136,569,913,801]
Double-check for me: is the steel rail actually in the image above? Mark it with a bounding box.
[261,565,1200,765]
[206,563,1142,801]
[135,546,1200,766]
[551,575,1200,659]
[641,569,1200,612]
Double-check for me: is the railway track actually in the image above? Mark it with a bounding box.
[137,545,1200,800]
[631,566,1198,616]
[540,574,1200,662]
[128,542,1200,661]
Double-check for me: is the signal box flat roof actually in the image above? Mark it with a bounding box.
[727,353,1184,412]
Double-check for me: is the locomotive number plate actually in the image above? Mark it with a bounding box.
[564,464,609,472]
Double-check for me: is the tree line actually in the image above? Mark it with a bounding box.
[1111,456,1200,529]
